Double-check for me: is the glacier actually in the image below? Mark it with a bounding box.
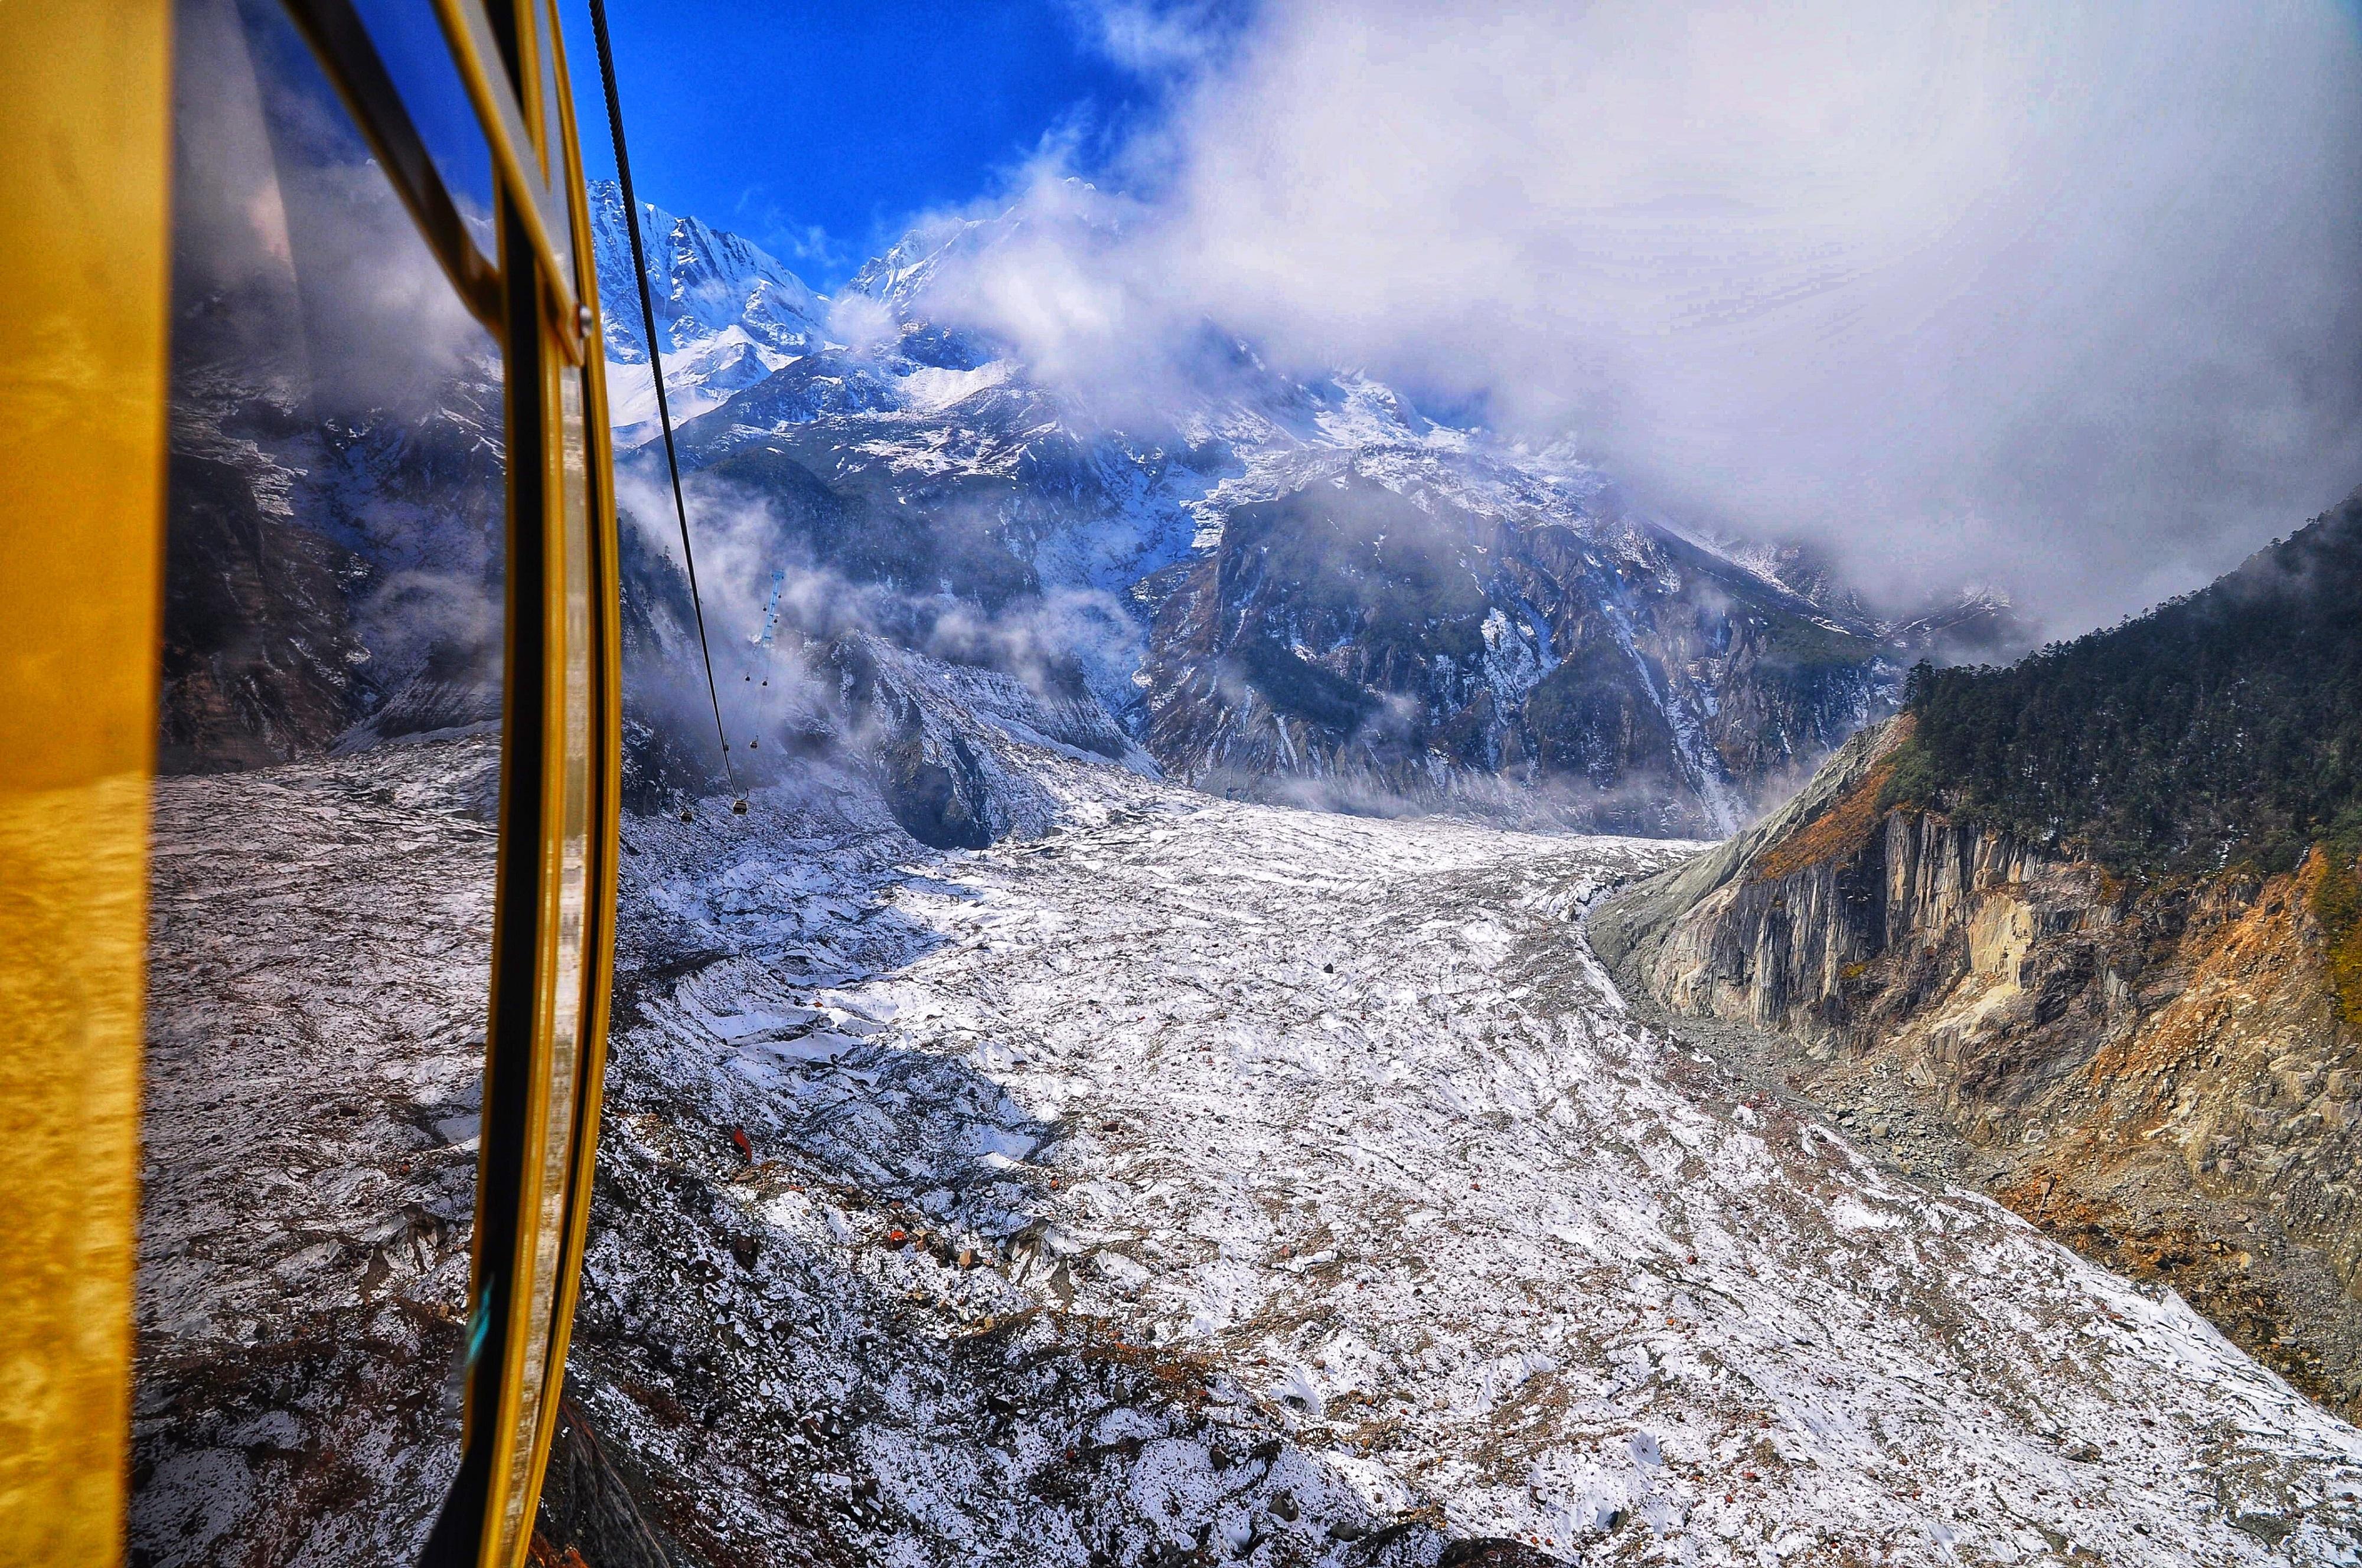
[128,722,2362,1563]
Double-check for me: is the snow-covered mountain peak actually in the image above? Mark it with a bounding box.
[589,179,825,365]
[609,193,1946,834]
[847,179,1120,319]
[844,215,988,314]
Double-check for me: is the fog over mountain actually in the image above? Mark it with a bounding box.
[914,0,2362,638]
[593,177,2041,839]
[582,0,2362,838]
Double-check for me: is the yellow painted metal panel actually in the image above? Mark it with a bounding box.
[518,7,626,1530]
[0,1,175,1562]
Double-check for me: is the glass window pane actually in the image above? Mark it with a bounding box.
[347,0,499,251]
[133,0,506,1557]
[533,1,578,288]
[535,1,567,182]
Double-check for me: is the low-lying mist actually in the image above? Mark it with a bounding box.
[612,462,1144,811]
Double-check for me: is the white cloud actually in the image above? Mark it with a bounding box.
[1069,0,1239,77]
[976,0,2362,632]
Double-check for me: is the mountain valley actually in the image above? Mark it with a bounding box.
[130,166,2362,1568]
[595,186,2015,840]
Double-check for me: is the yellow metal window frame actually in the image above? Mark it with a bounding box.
[0,2,622,1564]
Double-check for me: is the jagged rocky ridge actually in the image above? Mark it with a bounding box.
[150,177,2009,839]
[1594,505,2362,1423]
[598,185,2015,837]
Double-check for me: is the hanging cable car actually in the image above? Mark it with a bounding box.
[0,1,643,1561]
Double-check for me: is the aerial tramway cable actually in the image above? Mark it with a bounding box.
[586,0,745,815]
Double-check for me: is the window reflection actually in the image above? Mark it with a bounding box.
[345,0,501,250]
[531,0,578,285]
[133,0,506,1558]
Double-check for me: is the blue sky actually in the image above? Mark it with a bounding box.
[556,0,1156,290]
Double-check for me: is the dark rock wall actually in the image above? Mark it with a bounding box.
[1138,479,1899,832]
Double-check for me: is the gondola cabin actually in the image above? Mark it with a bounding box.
[1,1,625,1562]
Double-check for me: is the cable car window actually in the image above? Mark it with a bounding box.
[342,0,499,252]
[133,0,507,1557]
[527,0,577,286]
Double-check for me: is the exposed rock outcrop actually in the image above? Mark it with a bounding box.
[1596,715,2362,1420]
[1138,473,1905,835]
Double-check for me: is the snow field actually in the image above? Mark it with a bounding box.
[609,769,2362,1566]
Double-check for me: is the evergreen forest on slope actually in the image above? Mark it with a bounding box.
[1885,489,2362,877]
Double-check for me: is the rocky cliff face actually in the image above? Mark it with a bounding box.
[1595,716,2362,1420]
[1134,471,1908,833]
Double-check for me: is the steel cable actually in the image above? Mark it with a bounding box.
[586,0,742,808]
